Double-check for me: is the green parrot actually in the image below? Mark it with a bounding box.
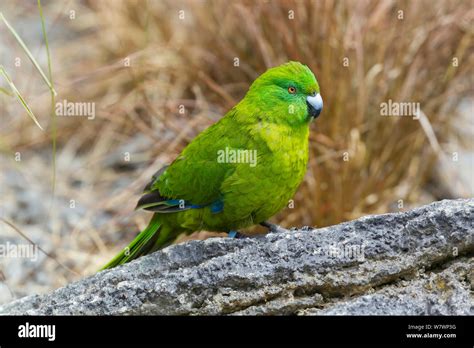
[101,61,323,270]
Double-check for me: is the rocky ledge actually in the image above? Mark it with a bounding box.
[0,199,472,315]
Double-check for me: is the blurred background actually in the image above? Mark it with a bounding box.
[0,0,472,303]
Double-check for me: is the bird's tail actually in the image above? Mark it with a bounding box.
[99,214,163,271]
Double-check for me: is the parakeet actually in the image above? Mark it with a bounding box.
[101,61,323,270]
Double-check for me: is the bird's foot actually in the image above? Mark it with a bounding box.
[228,230,247,239]
[260,221,290,234]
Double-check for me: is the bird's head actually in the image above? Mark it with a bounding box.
[242,61,322,126]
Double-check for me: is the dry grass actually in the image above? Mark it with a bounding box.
[51,0,473,223]
[0,0,472,293]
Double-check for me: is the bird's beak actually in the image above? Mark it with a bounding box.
[306,93,323,119]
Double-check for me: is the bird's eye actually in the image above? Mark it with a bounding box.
[288,86,297,94]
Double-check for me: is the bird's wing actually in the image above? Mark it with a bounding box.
[136,114,247,212]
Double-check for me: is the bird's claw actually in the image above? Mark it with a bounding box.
[260,221,290,234]
[229,222,290,239]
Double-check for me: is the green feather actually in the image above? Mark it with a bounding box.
[101,61,320,270]
[99,214,162,270]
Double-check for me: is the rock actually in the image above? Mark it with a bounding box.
[0,199,472,315]
[303,259,473,315]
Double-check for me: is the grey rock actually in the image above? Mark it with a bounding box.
[303,259,473,315]
[0,199,472,315]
